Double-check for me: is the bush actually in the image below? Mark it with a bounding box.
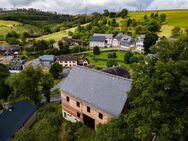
[108,53,112,58]
[112,52,117,58]
[106,59,118,67]
[124,52,133,64]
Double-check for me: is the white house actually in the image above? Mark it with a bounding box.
[112,33,124,47]
[57,55,78,68]
[136,35,145,51]
[89,34,113,47]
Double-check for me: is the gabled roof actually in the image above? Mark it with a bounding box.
[114,32,124,41]
[39,55,55,61]
[61,66,132,116]
[0,45,19,51]
[0,101,36,141]
[89,35,106,42]
[137,35,145,42]
[9,60,23,70]
[93,33,113,38]
[57,55,78,61]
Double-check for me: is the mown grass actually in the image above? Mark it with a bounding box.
[84,51,132,71]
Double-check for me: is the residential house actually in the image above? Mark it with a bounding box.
[39,55,55,68]
[0,45,19,55]
[0,101,36,141]
[112,32,124,47]
[9,60,25,73]
[61,66,132,129]
[120,36,134,49]
[57,55,78,68]
[89,33,113,47]
[136,35,145,51]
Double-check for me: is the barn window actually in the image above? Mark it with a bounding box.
[77,101,80,107]
[66,96,69,102]
[87,106,90,113]
[99,113,103,119]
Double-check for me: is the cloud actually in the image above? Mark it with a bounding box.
[0,0,188,14]
[147,0,188,10]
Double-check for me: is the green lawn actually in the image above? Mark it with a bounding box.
[84,51,132,71]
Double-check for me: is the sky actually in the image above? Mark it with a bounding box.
[0,0,188,14]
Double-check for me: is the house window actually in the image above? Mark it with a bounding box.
[66,96,69,102]
[87,106,90,113]
[77,112,80,118]
[99,113,103,119]
[64,112,66,118]
[77,101,80,107]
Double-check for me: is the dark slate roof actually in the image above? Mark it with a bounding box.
[89,35,106,42]
[0,101,36,141]
[57,55,78,61]
[120,36,133,46]
[9,61,23,70]
[0,45,19,51]
[61,66,132,116]
[101,66,130,79]
[114,33,124,41]
[39,55,55,62]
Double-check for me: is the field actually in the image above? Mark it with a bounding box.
[36,26,76,41]
[83,50,132,71]
[129,10,188,28]
[36,23,89,41]
[0,20,43,41]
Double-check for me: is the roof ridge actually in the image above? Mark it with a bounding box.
[73,66,132,82]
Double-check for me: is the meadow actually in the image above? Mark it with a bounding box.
[0,20,43,41]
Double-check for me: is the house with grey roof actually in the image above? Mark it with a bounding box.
[89,33,113,47]
[120,36,134,48]
[112,32,125,47]
[39,55,55,68]
[61,66,132,129]
[136,35,145,51]
[9,60,26,73]
[57,55,78,68]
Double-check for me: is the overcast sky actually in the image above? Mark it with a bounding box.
[0,0,188,14]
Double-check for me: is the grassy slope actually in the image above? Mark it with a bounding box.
[129,10,188,37]
[36,23,89,41]
[0,20,43,40]
[36,26,76,41]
